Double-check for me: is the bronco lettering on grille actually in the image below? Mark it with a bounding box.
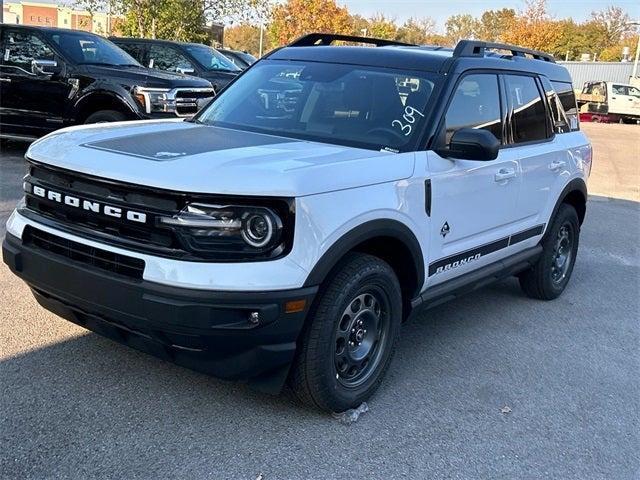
[31,185,147,224]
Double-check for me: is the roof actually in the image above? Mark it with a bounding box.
[267,34,572,83]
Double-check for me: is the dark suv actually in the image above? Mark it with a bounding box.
[111,37,241,92]
[0,25,215,141]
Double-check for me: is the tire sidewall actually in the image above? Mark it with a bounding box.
[541,204,580,296]
[311,258,402,411]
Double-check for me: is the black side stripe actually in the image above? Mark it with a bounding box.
[428,224,545,276]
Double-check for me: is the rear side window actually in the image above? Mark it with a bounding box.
[552,81,579,131]
[504,75,548,144]
[541,77,570,134]
[444,74,503,145]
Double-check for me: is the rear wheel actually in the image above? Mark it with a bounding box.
[290,253,402,412]
[84,110,127,124]
[519,203,580,300]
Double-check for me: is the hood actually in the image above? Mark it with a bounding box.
[26,121,415,197]
[84,65,213,89]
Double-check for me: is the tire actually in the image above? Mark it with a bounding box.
[519,203,580,300]
[290,252,402,412]
[84,110,127,124]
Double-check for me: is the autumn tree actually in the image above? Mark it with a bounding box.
[224,24,270,56]
[500,0,562,52]
[268,0,352,46]
[365,14,397,40]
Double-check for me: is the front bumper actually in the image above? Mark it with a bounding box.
[2,232,317,392]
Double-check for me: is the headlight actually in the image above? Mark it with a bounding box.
[159,203,285,259]
[134,86,175,114]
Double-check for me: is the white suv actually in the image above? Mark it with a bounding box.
[2,34,592,412]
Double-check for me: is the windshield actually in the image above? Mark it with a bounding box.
[47,31,139,66]
[185,45,241,72]
[234,51,257,66]
[196,60,437,151]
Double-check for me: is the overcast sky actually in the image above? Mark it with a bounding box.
[338,0,640,28]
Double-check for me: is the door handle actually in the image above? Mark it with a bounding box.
[494,168,516,182]
[0,78,11,83]
[549,160,566,172]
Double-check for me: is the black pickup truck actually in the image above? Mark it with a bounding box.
[0,25,215,141]
[110,37,241,92]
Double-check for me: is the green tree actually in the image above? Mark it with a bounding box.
[477,8,516,42]
[445,14,480,44]
[396,17,436,44]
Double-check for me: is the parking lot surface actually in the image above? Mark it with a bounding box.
[0,123,638,479]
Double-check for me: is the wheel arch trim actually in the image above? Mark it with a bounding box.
[302,219,425,297]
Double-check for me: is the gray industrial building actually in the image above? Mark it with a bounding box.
[558,62,636,89]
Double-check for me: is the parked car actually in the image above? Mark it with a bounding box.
[218,48,257,70]
[3,34,591,413]
[0,25,215,141]
[111,37,241,92]
[577,80,640,123]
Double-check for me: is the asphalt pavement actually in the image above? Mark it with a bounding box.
[0,123,638,479]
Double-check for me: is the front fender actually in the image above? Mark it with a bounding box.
[71,83,141,122]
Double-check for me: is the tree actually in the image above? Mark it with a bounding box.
[499,0,561,52]
[396,17,436,44]
[590,6,635,47]
[445,14,480,44]
[268,0,352,46]
[366,14,397,40]
[225,23,270,56]
[477,8,516,42]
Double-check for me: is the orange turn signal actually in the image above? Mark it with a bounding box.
[285,299,307,314]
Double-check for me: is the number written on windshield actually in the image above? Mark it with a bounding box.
[392,105,425,136]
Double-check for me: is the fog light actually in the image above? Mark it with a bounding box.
[248,311,260,325]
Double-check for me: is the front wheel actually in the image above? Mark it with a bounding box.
[519,203,580,300]
[290,253,402,412]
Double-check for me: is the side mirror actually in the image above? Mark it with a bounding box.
[437,128,500,161]
[31,59,60,76]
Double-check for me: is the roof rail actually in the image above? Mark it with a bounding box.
[288,33,416,48]
[453,40,556,63]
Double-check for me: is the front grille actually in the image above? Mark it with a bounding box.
[175,88,215,116]
[24,164,184,257]
[23,226,145,279]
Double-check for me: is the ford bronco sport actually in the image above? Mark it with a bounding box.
[2,34,591,412]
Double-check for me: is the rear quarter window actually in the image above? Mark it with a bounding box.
[552,81,579,131]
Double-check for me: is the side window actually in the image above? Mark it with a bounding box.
[611,84,626,95]
[1,30,54,74]
[444,74,502,145]
[541,77,570,134]
[552,81,579,131]
[504,75,548,144]
[148,45,193,73]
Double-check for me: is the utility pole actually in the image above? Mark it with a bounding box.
[629,21,640,79]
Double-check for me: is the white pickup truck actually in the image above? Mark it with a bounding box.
[577,81,640,123]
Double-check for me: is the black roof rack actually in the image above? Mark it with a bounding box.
[453,40,556,63]
[289,33,416,48]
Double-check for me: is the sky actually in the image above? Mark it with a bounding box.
[338,0,640,29]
